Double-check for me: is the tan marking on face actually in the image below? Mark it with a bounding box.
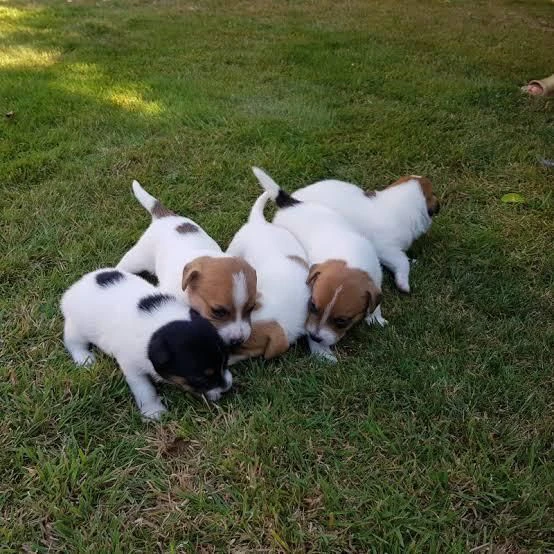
[306,260,381,341]
[168,375,194,393]
[287,255,309,270]
[181,256,257,329]
[151,200,175,218]
[233,320,289,360]
[176,222,199,234]
[387,175,440,216]
[204,368,215,376]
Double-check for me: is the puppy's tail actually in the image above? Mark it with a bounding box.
[252,167,300,209]
[248,192,271,224]
[131,180,174,219]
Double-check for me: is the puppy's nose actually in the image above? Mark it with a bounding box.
[230,338,244,347]
[309,333,322,343]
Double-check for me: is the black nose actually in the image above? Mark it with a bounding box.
[230,338,243,347]
[309,333,322,343]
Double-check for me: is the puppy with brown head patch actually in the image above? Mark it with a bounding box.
[226,192,311,364]
[292,175,440,293]
[252,168,386,362]
[117,180,257,347]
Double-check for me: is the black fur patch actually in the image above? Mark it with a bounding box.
[148,317,229,394]
[138,293,175,312]
[276,189,300,209]
[137,270,159,286]
[96,270,125,287]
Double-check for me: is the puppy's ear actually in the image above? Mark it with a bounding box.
[427,196,440,217]
[365,280,383,315]
[182,261,201,291]
[306,264,320,287]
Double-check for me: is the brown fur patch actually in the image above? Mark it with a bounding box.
[287,255,309,269]
[181,256,257,329]
[234,320,289,360]
[176,222,199,234]
[387,175,440,216]
[151,200,175,218]
[306,260,381,340]
[364,189,377,198]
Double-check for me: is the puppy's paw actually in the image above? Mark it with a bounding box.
[308,340,338,363]
[73,351,96,367]
[315,350,338,364]
[366,313,388,327]
[141,403,167,421]
[395,275,410,294]
[204,389,223,402]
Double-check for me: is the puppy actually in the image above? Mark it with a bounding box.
[252,167,385,362]
[226,192,311,363]
[292,175,440,293]
[117,181,257,347]
[61,268,232,420]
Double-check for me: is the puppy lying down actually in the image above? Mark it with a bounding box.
[61,268,232,420]
[226,192,310,363]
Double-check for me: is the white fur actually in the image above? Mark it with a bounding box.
[117,180,251,345]
[60,269,232,420]
[292,179,433,293]
[252,168,385,356]
[226,192,311,363]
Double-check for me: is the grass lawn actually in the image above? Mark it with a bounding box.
[1,0,553,551]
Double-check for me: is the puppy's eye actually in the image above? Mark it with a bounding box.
[308,299,318,314]
[332,317,351,329]
[211,307,230,319]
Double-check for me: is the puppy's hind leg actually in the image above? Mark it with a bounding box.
[379,249,411,293]
[64,319,95,366]
[116,232,156,275]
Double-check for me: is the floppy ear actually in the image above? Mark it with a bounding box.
[182,261,201,291]
[365,280,383,315]
[306,264,320,287]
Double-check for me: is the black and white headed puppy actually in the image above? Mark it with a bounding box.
[252,168,385,363]
[117,181,257,348]
[61,268,232,420]
[293,175,440,293]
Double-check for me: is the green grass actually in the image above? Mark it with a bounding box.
[1,0,553,551]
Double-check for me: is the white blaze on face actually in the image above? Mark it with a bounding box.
[306,285,342,346]
[218,271,252,345]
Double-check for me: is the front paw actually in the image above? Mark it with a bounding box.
[394,275,410,294]
[308,340,338,363]
[141,403,167,421]
[366,313,388,327]
[315,349,338,363]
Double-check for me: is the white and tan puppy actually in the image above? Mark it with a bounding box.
[252,167,385,361]
[292,175,440,293]
[61,268,232,420]
[226,192,311,363]
[117,181,257,347]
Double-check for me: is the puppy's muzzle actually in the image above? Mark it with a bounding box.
[309,333,322,343]
[229,338,244,348]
